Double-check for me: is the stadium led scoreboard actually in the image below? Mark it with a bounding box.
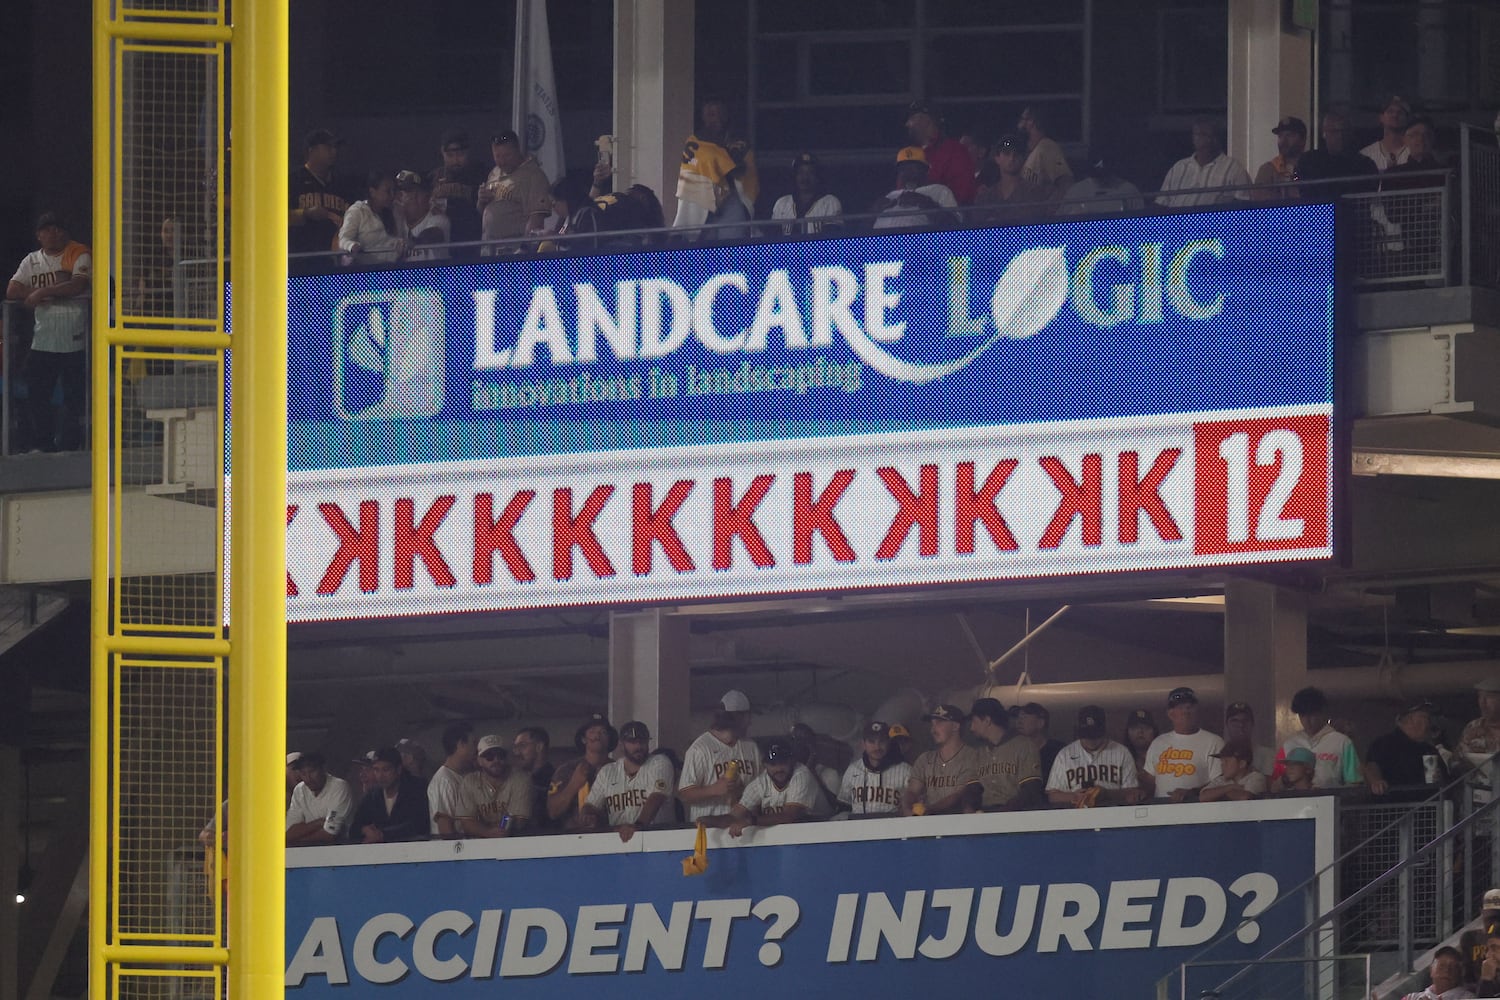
[282,204,1339,621]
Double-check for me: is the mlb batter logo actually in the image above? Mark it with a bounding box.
[332,288,446,420]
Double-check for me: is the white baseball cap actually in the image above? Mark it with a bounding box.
[286,752,304,767]
[477,734,506,756]
[721,689,751,713]
[1484,888,1500,910]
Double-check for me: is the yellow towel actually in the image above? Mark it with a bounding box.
[682,822,708,876]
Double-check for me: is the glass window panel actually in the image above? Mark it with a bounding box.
[808,41,911,96]
[756,0,915,33]
[927,31,1082,98]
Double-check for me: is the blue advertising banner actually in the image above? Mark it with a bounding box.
[284,800,1333,998]
[277,205,1338,619]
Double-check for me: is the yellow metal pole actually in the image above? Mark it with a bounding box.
[228,3,289,999]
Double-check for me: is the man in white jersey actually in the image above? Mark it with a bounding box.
[7,212,91,452]
[1046,706,1141,807]
[1143,687,1223,801]
[679,689,762,824]
[839,721,912,816]
[428,721,476,838]
[581,721,675,841]
[285,751,355,846]
[726,743,819,837]
[456,735,534,837]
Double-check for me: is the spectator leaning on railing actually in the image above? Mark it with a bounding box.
[770,152,843,235]
[338,170,407,263]
[7,212,91,453]
[1156,118,1251,208]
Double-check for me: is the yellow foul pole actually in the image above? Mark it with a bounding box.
[228,3,289,999]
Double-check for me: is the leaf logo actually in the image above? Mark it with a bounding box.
[841,246,1069,384]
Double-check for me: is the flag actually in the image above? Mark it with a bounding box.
[512,0,565,184]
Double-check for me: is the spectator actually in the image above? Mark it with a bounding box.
[1197,742,1267,802]
[546,175,593,239]
[1124,709,1159,799]
[350,747,428,843]
[1385,117,1446,182]
[1277,687,1362,789]
[1276,746,1316,793]
[1362,95,1413,173]
[579,721,675,841]
[1366,702,1447,796]
[1470,917,1500,996]
[725,743,819,836]
[901,705,982,816]
[428,128,487,251]
[548,713,618,829]
[349,749,378,797]
[478,129,553,250]
[397,738,428,781]
[338,170,407,263]
[1016,702,1066,780]
[770,152,843,236]
[1045,705,1141,807]
[887,723,914,763]
[1223,702,1278,777]
[968,698,1043,811]
[289,128,352,257]
[1251,116,1307,201]
[428,721,476,838]
[789,722,842,818]
[285,751,355,846]
[1400,946,1475,1000]
[678,689,763,824]
[1157,118,1252,208]
[871,147,958,230]
[650,746,686,825]
[455,735,533,838]
[1015,106,1074,202]
[286,751,304,809]
[394,170,450,262]
[511,727,554,831]
[1058,154,1145,215]
[7,212,90,452]
[1143,687,1224,801]
[673,96,759,236]
[1294,108,1378,193]
[976,134,1046,216]
[904,101,977,204]
[838,721,911,816]
[958,127,993,186]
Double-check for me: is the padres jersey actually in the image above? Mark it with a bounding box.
[909,744,982,808]
[680,731,762,823]
[1144,729,1223,796]
[586,754,675,827]
[739,764,818,816]
[11,242,91,353]
[458,769,534,827]
[839,757,912,815]
[1046,739,1138,793]
[977,736,1042,808]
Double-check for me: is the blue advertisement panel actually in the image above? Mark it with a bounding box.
[280,205,1337,619]
[284,801,1333,999]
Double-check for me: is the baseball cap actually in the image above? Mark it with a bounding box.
[906,100,937,120]
[924,704,966,723]
[896,146,928,165]
[1381,94,1412,115]
[33,211,63,232]
[396,738,424,755]
[1284,747,1317,767]
[721,689,752,713]
[1398,701,1437,719]
[477,734,507,756]
[791,151,820,173]
[620,721,651,742]
[395,169,427,192]
[968,698,1008,725]
[304,128,342,150]
[1167,686,1198,707]
[862,721,890,740]
[1483,888,1500,911]
[351,749,377,766]
[1127,709,1156,728]
[887,723,911,740]
[286,751,304,767]
[1476,678,1500,693]
[1076,705,1106,739]
[1225,701,1254,721]
[1212,741,1253,763]
[765,742,794,763]
[1272,116,1307,137]
[491,129,520,146]
[373,747,403,768]
[440,128,470,149]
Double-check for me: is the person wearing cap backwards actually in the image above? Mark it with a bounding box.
[1365,702,1448,797]
[548,713,618,830]
[580,722,676,841]
[8,212,91,452]
[289,128,354,256]
[1046,706,1140,807]
[1197,742,1268,802]
[427,128,488,251]
[679,690,763,824]
[1361,94,1413,172]
[1143,687,1224,801]
[968,699,1043,810]
[1251,116,1307,201]
[902,705,982,816]
[351,747,430,843]
[838,721,912,817]
[285,751,355,847]
[394,170,450,262]
[1275,746,1317,793]
[1275,687,1362,789]
[454,736,533,838]
[770,152,843,236]
[904,101,976,204]
[725,743,820,837]
[871,147,959,231]
[428,721,477,839]
[1223,702,1279,778]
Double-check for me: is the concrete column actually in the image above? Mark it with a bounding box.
[1228,0,1314,180]
[1224,578,1309,748]
[613,0,695,225]
[609,609,692,756]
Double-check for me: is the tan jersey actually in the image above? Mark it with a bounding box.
[977,736,1042,808]
[909,744,982,808]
